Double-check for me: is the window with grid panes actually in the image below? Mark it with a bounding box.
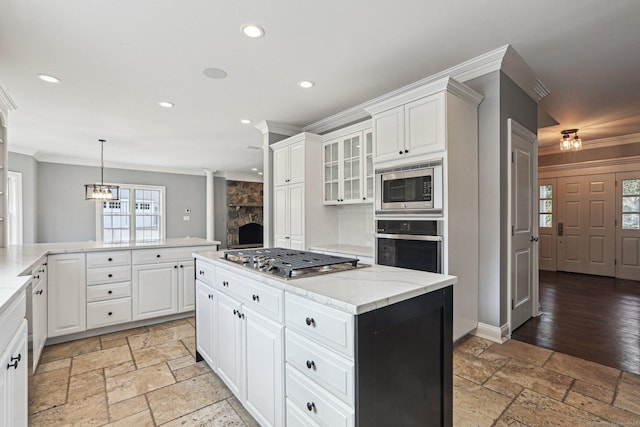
[539,184,553,228]
[622,179,640,229]
[98,184,165,242]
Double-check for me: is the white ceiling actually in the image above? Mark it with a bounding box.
[1,0,639,175]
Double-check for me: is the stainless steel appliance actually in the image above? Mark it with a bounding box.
[222,248,367,279]
[375,159,443,215]
[376,219,443,273]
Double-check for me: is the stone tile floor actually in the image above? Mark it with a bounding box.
[28,318,640,426]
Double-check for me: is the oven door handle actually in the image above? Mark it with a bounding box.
[375,233,443,242]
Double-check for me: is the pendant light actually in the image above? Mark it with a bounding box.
[85,139,120,200]
[560,129,582,151]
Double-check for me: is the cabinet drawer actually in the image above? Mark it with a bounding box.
[286,366,354,427]
[195,260,215,286]
[216,268,284,321]
[286,330,354,406]
[86,250,131,268]
[87,265,132,285]
[286,398,319,427]
[87,298,132,329]
[132,246,214,264]
[285,293,354,357]
[87,282,132,302]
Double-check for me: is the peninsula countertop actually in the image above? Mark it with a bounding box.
[0,237,220,315]
[194,251,456,315]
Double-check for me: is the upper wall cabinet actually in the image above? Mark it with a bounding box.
[274,141,305,187]
[365,77,483,166]
[322,122,374,205]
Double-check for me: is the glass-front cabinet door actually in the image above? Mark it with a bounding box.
[363,130,374,201]
[341,133,361,203]
[323,141,339,203]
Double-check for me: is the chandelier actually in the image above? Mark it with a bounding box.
[84,139,120,201]
[560,129,582,151]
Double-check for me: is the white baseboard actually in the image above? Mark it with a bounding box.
[472,322,510,343]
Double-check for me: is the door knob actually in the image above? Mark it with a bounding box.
[530,236,539,242]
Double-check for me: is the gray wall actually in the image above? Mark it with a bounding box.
[13,158,207,243]
[8,152,38,243]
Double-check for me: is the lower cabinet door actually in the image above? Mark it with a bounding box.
[214,292,243,397]
[243,306,284,427]
[1,320,28,427]
[132,263,178,320]
[195,280,215,368]
[179,261,195,312]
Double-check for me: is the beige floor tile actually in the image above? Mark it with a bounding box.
[105,409,154,427]
[100,326,150,343]
[68,369,106,402]
[186,316,196,328]
[483,359,573,400]
[101,337,128,350]
[108,394,149,422]
[147,318,191,331]
[182,335,196,356]
[227,396,260,427]
[167,354,196,371]
[173,361,213,382]
[543,352,621,390]
[482,340,553,367]
[565,390,640,425]
[128,323,195,350]
[36,357,71,375]
[502,389,607,425]
[146,372,232,425]
[453,375,513,427]
[161,400,245,427]
[454,335,494,357]
[570,379,615,404]
[71,344,133,375]
[29,367,70,414]
[494,414,529,426]
[613,371,640,415]
[106,363,176,404]
[453,351,508,385]
[132,340,190,369]
[29,392,109,426]
[105,361,137,378]
[40,336,102,363]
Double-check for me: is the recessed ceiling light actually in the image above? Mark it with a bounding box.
[247,145,262,150]
[298,80,315,89]
[158,101,174,108]
[240,119,252,124]
[258,172,263,175]
[251,167,258,171]
[37,74,61,83]
[241,24,265,38]
[203,67,228,80]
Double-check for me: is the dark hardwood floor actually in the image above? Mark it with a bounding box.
[512,270,640,375]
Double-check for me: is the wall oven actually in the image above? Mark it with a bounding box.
[375,159,443,216]
[376,219,443,274]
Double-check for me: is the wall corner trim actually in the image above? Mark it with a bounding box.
[472,322,510,343]
[0,80,18,112]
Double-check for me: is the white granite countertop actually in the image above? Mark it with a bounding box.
[0,238,220,315]
[194,251,456,315]
[307,244,374,258]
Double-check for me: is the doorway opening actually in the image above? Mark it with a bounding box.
[7,170,23,245]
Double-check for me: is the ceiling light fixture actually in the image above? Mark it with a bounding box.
[241,24,265,38]
[560,129,582,151]
[203,67,228,80]
[37,74,61,83]
[240,119,252,124]
[158,101,174,108]
[298,80,315,89]
[258,172,263,175]
[85,139,120,201]
[251,168,258,171]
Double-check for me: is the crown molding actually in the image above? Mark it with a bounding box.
[538,132,640,156]
[215,171,263,182]
[501,45,550,102]
[539,154,640,175]
[269,132,322,151]
[0,80,18,112]
[254,120,302,136]
[321,119,372,142]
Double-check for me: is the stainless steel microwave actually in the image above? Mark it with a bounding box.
[375,160,443,215]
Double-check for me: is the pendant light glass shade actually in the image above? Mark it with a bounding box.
[559,129,582,152]
[85,139,120,201]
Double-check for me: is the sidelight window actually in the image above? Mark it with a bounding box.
[539,184,553,228]
[622,179,640,229]
[97,184,165,242]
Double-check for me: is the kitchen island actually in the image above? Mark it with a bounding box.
[194,250,456,427]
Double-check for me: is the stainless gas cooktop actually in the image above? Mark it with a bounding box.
[223,248,367,279]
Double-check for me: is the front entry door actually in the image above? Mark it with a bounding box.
[509,120,537,331]
[616,172,640,280]
[556,174,615,276]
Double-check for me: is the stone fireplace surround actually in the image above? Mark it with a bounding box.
[226,180,263,248]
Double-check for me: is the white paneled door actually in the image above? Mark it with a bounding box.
[556,174,615,276]
[538,179,556,271]
[616,172,640,280]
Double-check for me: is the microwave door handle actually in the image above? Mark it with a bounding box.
[375,233,443,242]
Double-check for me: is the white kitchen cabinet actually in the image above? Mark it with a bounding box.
[322,127,374,205]
[132,262,179,320]
[48,253,86,337]
[31,262,47,372]
[274,141,305,187]
[196,279,216,369]
[178,260,195,312]
[0,320,28,427]
[214,291,243,397]
[274,183,305,249]
[372,91,445,164]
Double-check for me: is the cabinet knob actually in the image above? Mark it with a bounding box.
[174,265,178,269]
[363,197,366,200]
[199,270,205,275]
[108,258,113,261]
[399,151,403,155]
[233,309,237,315]
[108,312,113,316]
[180,265,184,268]
[252,294,259,302]
[7,354,21,370]
[37,289,44,295]
[306,402,316,412]
[404,149,409,153]
[108,274,113,278]
[156,254,161,258]
[108,290,113,294]
[306,360,315,369]
[305,317,315,326]
[208,294,213,299]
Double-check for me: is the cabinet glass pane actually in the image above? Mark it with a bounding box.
[622,179,640,195]
[331,164,338,180]
[367,177,374,198]
[331,183,338,199]
[539,185,552,199]
[324,165,331,183]
[352,159,359,177]
[539,200,552,213]
[366,133,373,153]
[367,156,373,176]
[539,214,552,228]
[344,161,351,179]
[344,182,351,199]
[353,136,360,156]
[623,196,639,212]
[622,214,640,229]
[324,144,331,160]
[353,178,360,198]
[325,183,332,201]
